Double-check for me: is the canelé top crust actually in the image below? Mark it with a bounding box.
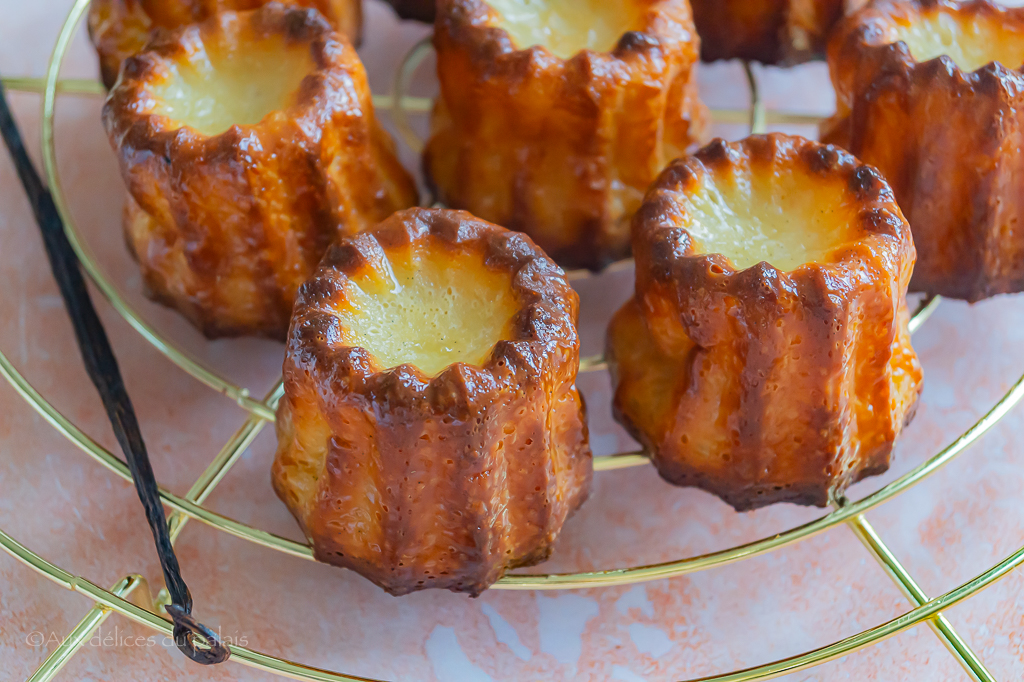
[435,0,699,95]
[290,207,580,385]
[427,0,707,270]
[105,7,360,148]
[332,251,519,376]
[620,134,920,508]
[828,0,1024,124]
[88,0,363,89]
[146,31,314,137]
[634,135,914,287]
[829,0,1024,80]
[485,0,646,58]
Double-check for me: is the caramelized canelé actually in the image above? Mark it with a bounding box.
[691,0,865,64]
[425,0,708,271]
[103,4,417,339]
[273,208,592,596]
[824,0,1024,301]
[607,135,922,510]
[89,0,364,89]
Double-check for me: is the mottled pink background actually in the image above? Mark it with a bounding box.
[2,1,1024,680]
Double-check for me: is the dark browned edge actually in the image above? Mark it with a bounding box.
[290,207,581,401]
[103,4,342,172]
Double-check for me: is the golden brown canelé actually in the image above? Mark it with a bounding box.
[273,208,592,596]
[103,5,418,339]
[89,0,364,89]
[824,0,1024,301]
[690,0,866,64]
[424,0,709,271]
[607,134,922,510]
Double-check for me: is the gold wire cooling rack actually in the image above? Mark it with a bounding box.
[2,0,1024,679]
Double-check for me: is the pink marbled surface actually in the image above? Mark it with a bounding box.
[1,1,1024,680]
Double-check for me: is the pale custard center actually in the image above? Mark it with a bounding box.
[894,10,1024,72]
[336,249,519,376]
[150,35,313,136]
[679,162,857,272]
[487,0,644,59]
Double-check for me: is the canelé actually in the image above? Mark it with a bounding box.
[104,4,417,339]
[824,0,1024,301]
[424,0,708,271]
[273,208,592,595]
[607,134,922,510]
[89,0,364,89]
[691,0,866,64]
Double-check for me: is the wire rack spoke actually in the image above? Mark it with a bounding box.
[838,501,995,682]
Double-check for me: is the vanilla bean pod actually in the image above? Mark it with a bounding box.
[0,78,228,665]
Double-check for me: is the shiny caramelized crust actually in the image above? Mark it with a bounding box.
[424,0,709,271]
[273,208,592,595]
[691,0,865,64]
[104,5,417,339]
[607,135,922,510]
[824,0,1024,301]
[89,0,363,89]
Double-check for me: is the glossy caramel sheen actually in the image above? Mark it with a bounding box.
[88,0,363,89]
[273,208,592,596]
[690,0,865,64]
[607,134,922,510]
[425,0,708,271]
[824,0,1024,301]
[105,5,418,339]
